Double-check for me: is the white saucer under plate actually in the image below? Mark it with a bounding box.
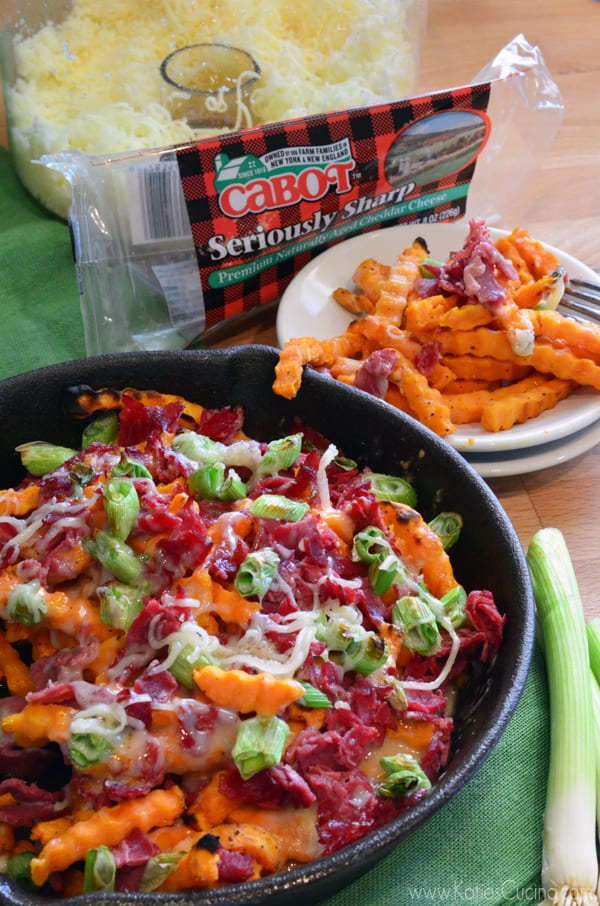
[276,221,600,457]
[463,416,600,479]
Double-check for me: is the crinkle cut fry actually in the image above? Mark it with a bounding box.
[272,333,366,399]
[30,786,185,887]
[348,315,420,361]
[440,354,531,383]
[529,341,600,389]
[431,326,600,391]
[158,845,220,891]
[209,821,286,872]
[404,294,457,332]
[2,702,76,747]
[389,354,455,437]
[373,239,428,323]
[443,373,570,427]
[193,665,305,716]
[528,308,600,357]
[332,285,374,315]
[332,257,392,315]
[65,385,205,427]
[0,628,34,696]
[481,377,576,432]
[415,326,516,362]
[496,226,560,280]
[378,501,458,598]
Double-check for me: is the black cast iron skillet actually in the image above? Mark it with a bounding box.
[0,346,534,906]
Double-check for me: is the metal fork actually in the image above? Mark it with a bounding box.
[558,275,600,324]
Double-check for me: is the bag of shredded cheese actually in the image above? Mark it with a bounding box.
[43,34,563,355]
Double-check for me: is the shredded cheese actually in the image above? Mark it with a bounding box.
[5,0,421,216]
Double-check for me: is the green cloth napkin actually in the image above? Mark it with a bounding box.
[0,145,550,906]
[0,148,85,381]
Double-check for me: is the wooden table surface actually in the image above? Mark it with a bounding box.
[2,0,600,614]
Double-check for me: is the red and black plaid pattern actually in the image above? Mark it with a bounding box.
[176,81,491,328]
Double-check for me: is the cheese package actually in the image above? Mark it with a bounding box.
[1,0,427,219]
[39,35,563,356]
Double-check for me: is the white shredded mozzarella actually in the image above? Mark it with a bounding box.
[316,443,338,512]
[149,622,221,673]
[220,611,317,677]
[70,702,128,737]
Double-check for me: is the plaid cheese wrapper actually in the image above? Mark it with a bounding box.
[176,82,491,330]
[43,35,563,355]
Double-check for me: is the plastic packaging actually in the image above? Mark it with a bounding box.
[0,0,427,219]
[45,34,563,356]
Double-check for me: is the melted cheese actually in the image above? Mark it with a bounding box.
[6,0,420,216]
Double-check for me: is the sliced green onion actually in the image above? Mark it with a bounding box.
[352,526,401,595]
[255,433,303,478]
[333,455,357,471]
[98,583,145,630]
[170,644,214,689]
[139,852,185,892]
[526,528,598,903]
[352,526,391,565]
[368,473,417,507]
[392,595,442,656]
[81,411,119,447]
[428,512,463,550]
[439,584,468,628]
[297,681,332,709]
[68,732,114,768]
[83,846,116,893]
[316,616,388,676]
[368,552,400,596]
[379,753,432,798]
[249,494,309,522]
[83,530,143,584]
[16,441,77,476]
[102,478,140,540]
[188,463,247,501]
[7,851,37,890]
[69,703,126,767]
[235,548,280,598]
[172,432,226,464]
[112,456,153,479]
[232,714,290,780]
[6,579,47,625]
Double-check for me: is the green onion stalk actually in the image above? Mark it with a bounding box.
[6,580,47,625]
[249,494,309,522]
[235,548,280,599]
[83,846,116,892]
[368,473,417,508]
[378,752,431,799]
[585,618,600,897]
[427,512,463,551]
[252,434,303,484]
[102,478,140,540]
[83,530,143,585]
[526,528,598,906]
[232,715,290,780]
[16,441,77,477]
[81,412,119,447]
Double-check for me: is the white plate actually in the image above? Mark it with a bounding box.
[464,416,600,478]
[276,222,600,455]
